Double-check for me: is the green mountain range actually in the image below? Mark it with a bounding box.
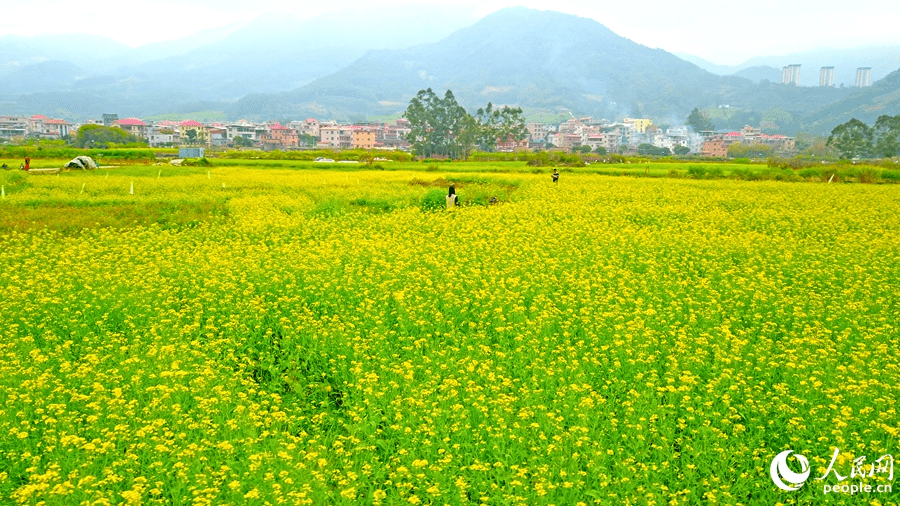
[2,7,897,136]
[229,8,894,135]
[231,8,759,122]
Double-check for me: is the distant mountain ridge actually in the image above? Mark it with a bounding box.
[230,8,758,121]
[229,7,878,134]
[0,7,474,117]
[679,45,900,87]
[732,66,782,84]
[801,68,900,133]
[0,7,898,137]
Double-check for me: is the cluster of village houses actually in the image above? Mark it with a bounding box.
[0,114,796,156]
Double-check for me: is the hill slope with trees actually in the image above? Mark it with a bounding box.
[228,7,866,134]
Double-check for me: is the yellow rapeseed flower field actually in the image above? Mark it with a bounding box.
[0,165,897,504]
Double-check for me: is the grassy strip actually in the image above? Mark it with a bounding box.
[0,200,228,235]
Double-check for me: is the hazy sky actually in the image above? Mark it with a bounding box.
[11,0,900,65]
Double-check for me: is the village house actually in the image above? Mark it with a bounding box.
[351,127,376,150]
[319,125,341,149]
[114,118,149,139]
[623,118,653,133]
[497,136,529,152]
[699,126,796,157]
[0,116,28,140]
[377,119,411,149]
[261,123,299,149]
[178,120,209,146]
[527,122,554,144]
[207,125,228,146]
[584,134,614,152]
[225,120,262,145]
[759,134,796,153]
[2,108,797,158]
[701,139,729,157]
[147,125,176,147]
[25,115,72,139]
[291,118,321,138]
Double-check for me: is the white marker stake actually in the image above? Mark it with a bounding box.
[130,181,134,195]
[828,174,835,183]
[80,182,85,195]
[207,171,211,179]
[1,186,5,198]
[158,170,161,179]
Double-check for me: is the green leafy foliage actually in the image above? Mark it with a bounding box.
[404,90,530,160]
[686,107,715,132]
[233,135,255,148]
[73,125,145,149]
[873,114,900,157]
[827,118,873,159]
[403,88,473,159]
[637,143,671,157]
[474,103,528,152]
[727,142,774,159]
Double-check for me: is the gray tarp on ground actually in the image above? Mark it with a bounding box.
[65,156,98,170]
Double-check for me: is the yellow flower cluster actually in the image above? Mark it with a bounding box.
[0,167,897,504]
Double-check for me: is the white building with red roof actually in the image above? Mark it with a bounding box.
[225,120,263,145]
[290,118,321,138]
[27,115,48,137]
[26,115,72,139]
[45,119,71,138]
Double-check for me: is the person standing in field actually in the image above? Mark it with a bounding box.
[446,185,458,209]
[552,168,559,184]
[23,158,31,171]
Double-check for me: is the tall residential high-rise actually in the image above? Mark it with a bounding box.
[782,64,801,85]
[819,66,835,87]
[856,67,872,87]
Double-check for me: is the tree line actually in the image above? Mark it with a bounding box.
[403,88,527,159]
[827,115,900,159]
[70,124,145,148]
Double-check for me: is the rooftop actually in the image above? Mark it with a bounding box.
[118,118,147,126]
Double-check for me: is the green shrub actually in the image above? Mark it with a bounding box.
[182,157,212,167]
[799,167,824,180]
[311,199,346,217]
[687,165,707,178]
[420,189,446,212]
[729,167,751,180]
[857,168,877,184]
[349,198,394,214]
[0,171,28,194]
[880,169,900,181]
